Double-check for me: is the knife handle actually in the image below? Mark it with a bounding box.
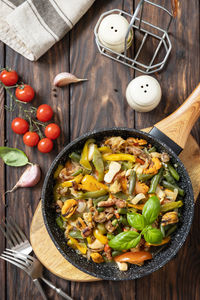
[33,279,48,300]
[154,83,200,149]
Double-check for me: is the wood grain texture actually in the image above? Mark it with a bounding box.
[135,1,200,300]
[0,0,199,299]
[29,130,200,282]
[155,83,200,148]
[3,36,71,300]
[0,41,6,300]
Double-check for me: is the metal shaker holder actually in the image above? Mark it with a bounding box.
[94,0,173,74]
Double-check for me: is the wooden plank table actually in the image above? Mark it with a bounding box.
[0,0,199,299]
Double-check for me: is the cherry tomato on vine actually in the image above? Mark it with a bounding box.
[11,117,29,134]
[37,138,53,153]
[23,131,39,147]
[44,123,60,140]
[36,104,53,122]
[0,69,18,86]
[15,84,35,102]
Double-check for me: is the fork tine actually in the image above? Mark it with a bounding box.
[0,223,15,247]
[6,217,24,244]
[1,220,18,246]
[8,217,27,243]
[2,251,30,268]
[5,248,34,262]
[0,255,27,272]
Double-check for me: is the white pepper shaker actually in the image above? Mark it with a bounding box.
[98,14,133,53]
[126,75,162,112]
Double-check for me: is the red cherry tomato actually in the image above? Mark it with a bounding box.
[44,123,60,140]
[0,69,18,86]
[37,138,53,153]
[23,132,39,147]
[36,104,53,122]
[15,84,35,102]
[11,117,29,134]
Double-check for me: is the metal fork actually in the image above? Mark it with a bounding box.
[0,217,32,255]
[0,249,73,300]
[0,218,73,300]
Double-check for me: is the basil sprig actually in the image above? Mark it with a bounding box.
[142,195,161,224]
[0,147,29,166]
[127,213,146,231]
[109,196,163,251]
[128,195,163,245]
[142,226,163,244]
[108,231,141,250]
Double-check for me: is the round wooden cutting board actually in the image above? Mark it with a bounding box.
[30,130,200,282]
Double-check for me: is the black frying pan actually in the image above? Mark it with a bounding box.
[42,84,200,280]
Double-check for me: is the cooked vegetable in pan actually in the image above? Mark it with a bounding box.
[53,136,184,271]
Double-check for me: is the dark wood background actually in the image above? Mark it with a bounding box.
[0,0,200,299]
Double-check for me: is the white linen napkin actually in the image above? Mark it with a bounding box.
[0,0,95,61]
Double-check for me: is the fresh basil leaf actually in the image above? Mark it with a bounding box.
[127,213,146,230]
[0,147,29,167]
[144,226,163,244]
[108,231,141,250]
[142,195,160,225]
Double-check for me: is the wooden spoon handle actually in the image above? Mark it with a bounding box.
[154,83,200,149]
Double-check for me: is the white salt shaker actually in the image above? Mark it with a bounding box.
[98,14,133,53]
[126,75,162,112]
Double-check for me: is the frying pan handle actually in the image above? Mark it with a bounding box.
[154,83,200,149]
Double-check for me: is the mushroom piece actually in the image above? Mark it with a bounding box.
[165,189,178,201]
[76,217,86,230]
[161,152,170,163]
[104,161,121,184]
[81,227,92,238]
[161,211,179,226]
[116,262,128,271]
[93,212,107,223]
[76,200,86,213]
[83,212,95,228]
[150,152,161,158]
[104,137,126,151]
[105,220,117,233]
[156,186,166,202]
[109,180,122,194]
[105,207,115,220]
[88,239,104,251]
[115,199,127,208]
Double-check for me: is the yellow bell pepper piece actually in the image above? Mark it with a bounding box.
[54,164,64,179]
[144,157,162,174]
[98,146,111,153]
[93,229,108,245]
[68,237,87,254]
[128,203,144,210]
[80,139,95,170]
[87,237,92,244]
[79,175,108,191]
[61,174,83,188]
[90,252,104,263]
[103,153,136,162]
[145,236,170,246]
